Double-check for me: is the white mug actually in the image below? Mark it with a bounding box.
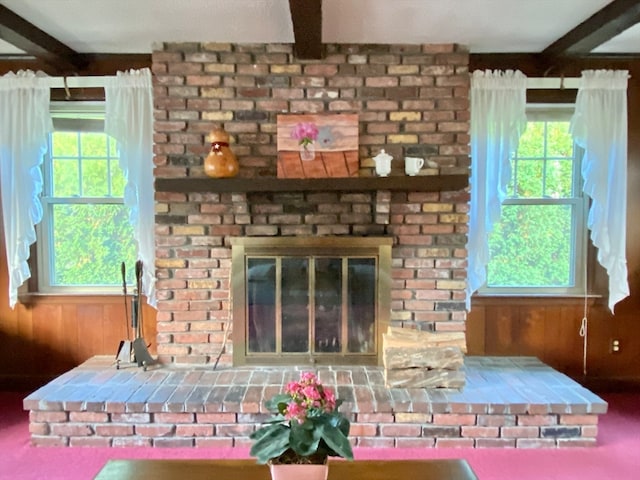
[405,157,424,176]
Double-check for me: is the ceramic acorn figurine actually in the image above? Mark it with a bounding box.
[372,149,393,177]
[204,126,239,178]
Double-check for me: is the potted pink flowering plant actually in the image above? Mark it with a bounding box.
[250,371,353,472]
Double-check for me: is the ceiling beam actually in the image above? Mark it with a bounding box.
[0,5,89,74]
[543,0,640,55]
[288,0,323,59]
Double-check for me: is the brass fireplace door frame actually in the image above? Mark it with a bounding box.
[230,236,392,366]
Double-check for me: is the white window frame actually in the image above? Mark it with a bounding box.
[480,105,589,296]
[36,102,131,294]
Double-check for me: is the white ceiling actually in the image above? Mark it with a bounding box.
[0,0,638,56]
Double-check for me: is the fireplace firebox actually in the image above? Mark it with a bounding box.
[231,237,392,366]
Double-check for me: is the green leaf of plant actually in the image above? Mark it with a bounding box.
[249,424,290,464]
[289,420,321,457]
[318,423,354,460]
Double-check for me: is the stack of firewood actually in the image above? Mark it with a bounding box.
[382,326,466,389]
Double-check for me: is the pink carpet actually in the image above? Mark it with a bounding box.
[1,391,638,479]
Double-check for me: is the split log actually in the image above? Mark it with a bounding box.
[385,367,466,389]
[384,327,467,353]
[383,341,463,370]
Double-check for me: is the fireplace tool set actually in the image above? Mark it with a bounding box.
[115,260,155,371]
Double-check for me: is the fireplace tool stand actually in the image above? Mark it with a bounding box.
[115,261,155,371]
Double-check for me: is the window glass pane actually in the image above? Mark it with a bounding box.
[81,159,109,196]
[545,159,574,198]
[487,204,574,287]
[546,122,573,158]
[51,132,78,157]
[348,258,375,353]
[50,204,136,286]
[517,122,545,157]
[80,132,107,157]
[52,159,79,197]
[110,163,126,196]
[315,258,342,353]
[514,159,544,198]
[247,258,276,353]
[281,258,309,353]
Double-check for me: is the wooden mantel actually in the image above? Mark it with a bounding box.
[154,175,469,193]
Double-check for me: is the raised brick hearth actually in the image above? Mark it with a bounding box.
[24,356,606,448]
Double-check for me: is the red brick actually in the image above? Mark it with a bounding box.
[69,412,109,422]
[560,414,599,425]
[357,437,395,448]
[135,424,175,437]
[517,415,558,426]
[476,438,516,448]
[50,423,93,436]
[95,424,134,436]
[215,424,255,436]
[31,436,69,447]
[29,423,49,435]
[349,424,378,437]
[501,426,540,438]
[433,414,476,426]
[516,438,557,448]
[176,424,214,437]
[461,426,499,438]
[70,437,112,447]
[395,437,436,448]
[113,437,152,447]
[379,424,421,437]
[30,411,68,422]
[435,438,475,448]
[153,438,195,447]
[356,413,394,423]
[195,437,235,447]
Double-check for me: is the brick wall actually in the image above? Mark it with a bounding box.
[152,42,470,366]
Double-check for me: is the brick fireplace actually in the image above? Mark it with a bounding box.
[152,42,470,368]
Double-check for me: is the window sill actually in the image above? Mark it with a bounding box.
[471,293,602,307]
[18,292,126,306]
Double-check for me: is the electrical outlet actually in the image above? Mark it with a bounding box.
[611,339,621,353]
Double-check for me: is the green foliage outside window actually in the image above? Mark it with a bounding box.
[44,131,137,288]
[486,120,582,289]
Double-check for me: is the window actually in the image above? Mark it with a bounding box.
[483,107,588,295]
[36,103,137,293]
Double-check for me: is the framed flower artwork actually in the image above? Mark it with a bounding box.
[276,113,359,178]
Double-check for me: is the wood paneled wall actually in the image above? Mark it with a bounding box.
[0,229,156,389]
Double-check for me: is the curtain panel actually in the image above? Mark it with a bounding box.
[466,70,528,309]
[0,71,53,308]
[570,70,630,313]
[105,68,157,307]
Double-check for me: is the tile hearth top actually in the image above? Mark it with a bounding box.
[24,356,607,416]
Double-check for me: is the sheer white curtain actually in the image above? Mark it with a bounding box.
[0,71,53,308]
[570,70,630,313]
[104,68,156,307]
[466,70,528,309]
